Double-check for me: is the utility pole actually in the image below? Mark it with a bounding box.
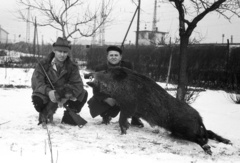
[91,16,97,46]
[33,17,39,57]
[14,34,16,43]
[0,25,2,43]
[222,34,225,44]
[99,0,106,46]
[26,7,30,43]
[135,0,141,48]
[152,0,157,31]
[42,35,44,45]
[121,6,139,48]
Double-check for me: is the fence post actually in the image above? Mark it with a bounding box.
[225,39,230,71]
[166,38,173,87]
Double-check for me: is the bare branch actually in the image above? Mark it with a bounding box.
[16,0,114,39]
[166,0,240,101]
[0,121,10,125]
[168,0,240,38]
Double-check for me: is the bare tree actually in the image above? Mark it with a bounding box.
[17,0,113,39]
[162,0,240,101]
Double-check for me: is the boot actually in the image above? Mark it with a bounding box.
[131,116,144,128]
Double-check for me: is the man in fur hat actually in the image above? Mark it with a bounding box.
[31,37,88,125]
[87,45,144,128]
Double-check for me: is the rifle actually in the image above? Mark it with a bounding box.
[37,59,87,127]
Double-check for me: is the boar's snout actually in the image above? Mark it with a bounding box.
[86,81,96,88]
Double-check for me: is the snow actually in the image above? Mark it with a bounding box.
[0,67,240,163]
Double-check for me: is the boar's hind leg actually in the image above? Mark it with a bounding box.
[192,124,212,155]
[207,130,232,145]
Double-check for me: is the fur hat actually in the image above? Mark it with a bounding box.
[53,37,71,52]
[106,45,122,54]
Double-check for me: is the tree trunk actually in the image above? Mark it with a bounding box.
[176,36,189,101]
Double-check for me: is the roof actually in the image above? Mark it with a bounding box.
[135,30,168,34]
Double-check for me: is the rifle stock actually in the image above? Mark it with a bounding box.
[65,105,87,127]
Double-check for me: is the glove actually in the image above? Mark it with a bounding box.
[48,90,57,103]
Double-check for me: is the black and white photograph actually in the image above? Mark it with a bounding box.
[0,0,240,162]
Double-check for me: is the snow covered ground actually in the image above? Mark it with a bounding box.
[0,67,240,163]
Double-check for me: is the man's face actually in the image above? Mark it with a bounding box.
[107,50,122,65]
[54,50,68,62]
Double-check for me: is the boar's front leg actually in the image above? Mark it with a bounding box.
[119,111,130,134]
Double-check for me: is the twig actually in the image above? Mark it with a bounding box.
[46,125,54,163]
[55,150,58,163]
[0,121,10,125]
[45,139,47,155]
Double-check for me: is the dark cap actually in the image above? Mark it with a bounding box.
[53,37,71,52]
[106,45,122,54]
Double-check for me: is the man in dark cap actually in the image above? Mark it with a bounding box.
[31,37,88,126]
[87,45,144,128]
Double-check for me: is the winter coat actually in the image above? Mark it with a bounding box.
[31,52,86,104]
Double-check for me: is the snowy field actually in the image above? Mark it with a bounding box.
[0,67,240,163]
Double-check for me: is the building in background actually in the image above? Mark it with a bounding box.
[0,25,9,44]
[137,27,168,46]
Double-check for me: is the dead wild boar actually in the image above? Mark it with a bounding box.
[87,67,231,155]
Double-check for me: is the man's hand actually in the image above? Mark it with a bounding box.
[48,90,57,103]
[104,98,116,107]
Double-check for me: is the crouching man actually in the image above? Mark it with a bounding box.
[87,45,144,127]
[31,37,88,126]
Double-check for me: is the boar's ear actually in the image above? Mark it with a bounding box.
[112,68,128,81]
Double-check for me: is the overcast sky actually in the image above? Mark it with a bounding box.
[0,0,240,45]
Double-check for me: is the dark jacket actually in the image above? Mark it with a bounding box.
[93,60,133,102]
[31,52,86,104]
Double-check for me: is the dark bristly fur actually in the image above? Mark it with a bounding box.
[87,67,232,155]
